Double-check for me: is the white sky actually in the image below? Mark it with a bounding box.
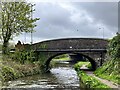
[11,1,118,44]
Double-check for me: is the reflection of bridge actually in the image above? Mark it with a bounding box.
[31,38,108,72]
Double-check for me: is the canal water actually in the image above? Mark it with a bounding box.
[1,62,80,90]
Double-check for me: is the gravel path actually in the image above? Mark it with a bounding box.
[80,64,119,89]
[86,71,119,89]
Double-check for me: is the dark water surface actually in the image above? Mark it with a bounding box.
[1,62,80,90]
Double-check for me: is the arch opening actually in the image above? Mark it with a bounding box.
[45,52,96,72]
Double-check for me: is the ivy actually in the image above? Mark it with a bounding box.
[108,33,120,59]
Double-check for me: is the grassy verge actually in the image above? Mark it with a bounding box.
[0,59,42,83]
[86,62,92,69]
[94,59,120,85]
[94,71,119,85]
[74,62,110,88]
[74,61,90,70]
[77,71,110,88]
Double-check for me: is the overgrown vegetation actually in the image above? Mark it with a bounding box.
[0,1,40,83]
[74,61,90,71]
[94,33,120,85]
[86,62,92,69]
[10,50,35,64]
[74,61,110,88]
[78,71,110,88]
[0,45,45,83]
[0,59,41,82]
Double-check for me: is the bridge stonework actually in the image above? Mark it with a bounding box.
[31,38,108,71]
[32,38,108,50]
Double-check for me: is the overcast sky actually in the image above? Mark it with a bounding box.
[13,1,118,44]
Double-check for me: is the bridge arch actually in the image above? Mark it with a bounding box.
[30,38,108,72]
[45,52,97,72]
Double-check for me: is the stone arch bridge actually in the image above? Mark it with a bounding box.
[29,38,109,71]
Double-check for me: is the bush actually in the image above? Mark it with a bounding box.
[1,66,16,81]
[10,50,35,64]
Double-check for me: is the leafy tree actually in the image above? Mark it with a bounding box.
[0,2,39,54]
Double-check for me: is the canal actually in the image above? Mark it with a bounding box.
[1,62,80,89]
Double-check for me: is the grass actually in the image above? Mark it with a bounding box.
[94,62,120,85]
[74,62,111,88]
[94,59,120,85]
[78,71,110,88]
[95,72,119,85]
[86,62,92,69]
[74,61,90,71]
[0,59,42,82]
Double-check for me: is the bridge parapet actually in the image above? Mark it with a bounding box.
[32,38,108,50]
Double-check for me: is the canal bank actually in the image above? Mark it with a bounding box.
[77,70,110,88]
[1,61,80,89]
[0,59,43,85]
[74,62,119,89]
[0,55,119,89]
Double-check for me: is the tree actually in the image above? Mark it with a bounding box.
[0,2,39,54]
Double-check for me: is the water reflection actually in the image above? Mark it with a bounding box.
[1,62,80,89]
